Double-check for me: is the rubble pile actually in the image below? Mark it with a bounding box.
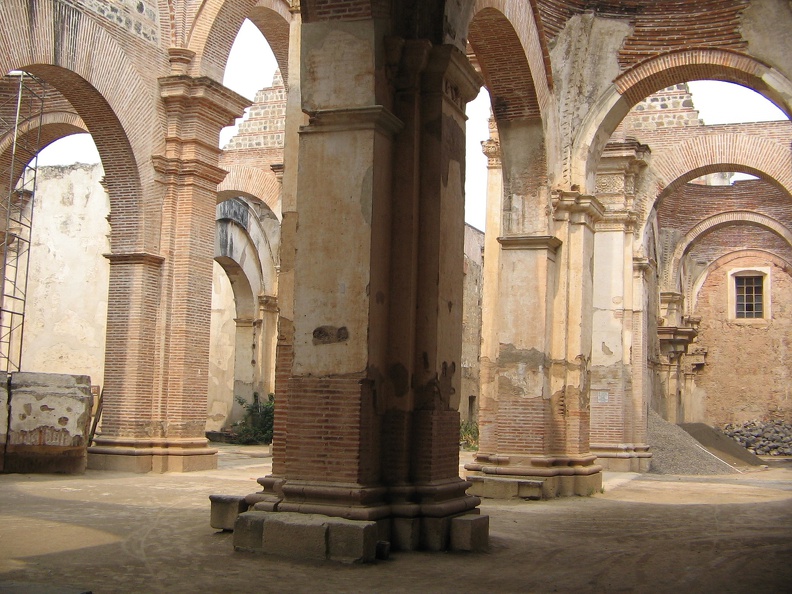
[723,419,792,456]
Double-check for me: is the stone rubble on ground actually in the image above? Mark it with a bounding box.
[722,419,792,456]
[647,409,737,475]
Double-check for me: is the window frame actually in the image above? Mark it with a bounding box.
[728,267,771,322]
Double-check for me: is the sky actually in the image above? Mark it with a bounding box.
[35,19,789,231]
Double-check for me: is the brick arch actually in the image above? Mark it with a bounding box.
[666,211,792,292]
[218,164,281,217]
[689,249,792,316]
[467,2,550,123]
[571,49,792,193]
[0,0,164,254]
[187,0,291,86]
[0,110,87,191]
[648,132,792,205]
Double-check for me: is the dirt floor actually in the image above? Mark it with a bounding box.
[1,445,791,594]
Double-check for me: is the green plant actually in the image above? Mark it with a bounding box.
[230,392,275,445]
[459,420,479,451]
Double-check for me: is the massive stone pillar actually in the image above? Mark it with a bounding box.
[89,66,248,472]
[589,141,651,471]
[245,14,483,552]
[467,121,604,497]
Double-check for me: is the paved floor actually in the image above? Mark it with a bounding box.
[1,445,791,593]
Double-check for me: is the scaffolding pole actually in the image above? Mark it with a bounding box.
[0,71,46,373]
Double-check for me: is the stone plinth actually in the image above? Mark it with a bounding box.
[232,511,378,563]
[4,373,93,474]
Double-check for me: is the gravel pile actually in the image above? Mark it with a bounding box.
[647,409,737,475]
[722,419,792,456]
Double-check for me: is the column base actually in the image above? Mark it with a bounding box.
[465,453,603,499]
[591,443,652,472]
[87,437,218,473]
[216,475,487,558]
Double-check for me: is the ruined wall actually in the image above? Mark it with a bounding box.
[693,254,792,425]
[461,224,484,422]
[207,261,237,432]
[22,164,110,388]
[24,164,240,432]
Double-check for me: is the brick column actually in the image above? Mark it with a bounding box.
[89,71,248,472]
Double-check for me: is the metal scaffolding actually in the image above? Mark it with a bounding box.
[0,71,46,373]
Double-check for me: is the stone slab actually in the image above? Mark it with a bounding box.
[326,517,378,563]
[450,513,489,552]
[209,494,249,530]
[233,511,268,551]
[261,512,328,560]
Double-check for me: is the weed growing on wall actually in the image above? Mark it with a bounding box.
[231,392,274,444]
[460,420,479,451]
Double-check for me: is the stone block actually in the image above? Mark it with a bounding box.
[5,373,92,474]
[233,511,268,551]
[466,475,544,500]
[326,518,378,563]
[420,516,450,551]
[210,494,249,531]
[390,517,420,551]
[450,514,489,552]
[261,512,327,560]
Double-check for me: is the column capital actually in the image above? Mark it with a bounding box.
[259,294,279,313]
[497,234,562,252]
[159,75,249,130]
[595,209,638,232]
[103,251,165,266]
[423,44,483,115]
[301,105,403,136]
[552,191,604,229]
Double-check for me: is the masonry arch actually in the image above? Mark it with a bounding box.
[0,1,164,253]
[187,0,291,85]
[218,164,282,218]
[466,2,552,236]
[667,211,792,293]
[208,196,278,429]
[650,134,792,203]
[572,49,792,194]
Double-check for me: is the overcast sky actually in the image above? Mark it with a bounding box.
[36,19,788,231]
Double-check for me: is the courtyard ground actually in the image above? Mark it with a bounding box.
[1,445,790,593]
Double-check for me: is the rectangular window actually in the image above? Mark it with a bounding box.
[735,275,763,318]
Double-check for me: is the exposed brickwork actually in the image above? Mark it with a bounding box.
[302,0,390,22]
[188,1,292,85]
[285,375,377,484]
[694,253,792,425]
[468,8,541,121]
[617,1,748,71]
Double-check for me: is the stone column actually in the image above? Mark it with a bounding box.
[89,67,248,472]
[407,45,482,548]
[258,295,278,397]
[467,192,604,498]
[270,4,305,478]
[233,318,256,407]
[588,141,651,471]
[248,17,484,550]
[477,119,502,455]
